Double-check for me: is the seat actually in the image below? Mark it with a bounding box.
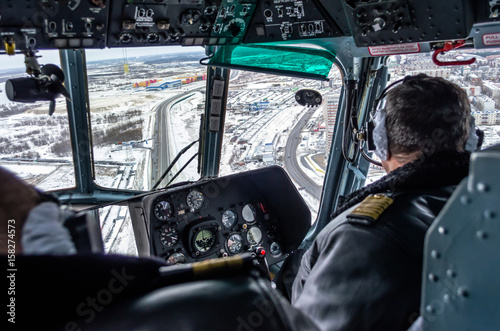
[420,144,500,330]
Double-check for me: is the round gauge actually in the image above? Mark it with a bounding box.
[270,242,282,257]
[227,234,244,254]
[222,210,238,228]
[187,190,205,211]
[160,227,179,247]
[194,228,216,253]
[167,252,186,265]
[242,204,257,223]
[154,200,173,221]
[247,227,262,246]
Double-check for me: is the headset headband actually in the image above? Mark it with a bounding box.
[372,74,430,114]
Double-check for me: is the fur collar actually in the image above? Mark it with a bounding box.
[331,151,471,219]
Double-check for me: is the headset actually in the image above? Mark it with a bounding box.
[360,74,484,166]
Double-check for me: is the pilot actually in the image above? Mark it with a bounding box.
[291,75,476,330]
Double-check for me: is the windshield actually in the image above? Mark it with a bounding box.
[0,50,76,191]
[86,47,205,191]
[220,69,343,220]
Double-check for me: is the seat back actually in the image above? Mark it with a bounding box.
[421,144,500,330]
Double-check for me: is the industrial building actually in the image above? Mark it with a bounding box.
[175,74,207,84]
[133,79,160,88]
[145,79,183,91]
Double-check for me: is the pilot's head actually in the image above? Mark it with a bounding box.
[376,75,472,171]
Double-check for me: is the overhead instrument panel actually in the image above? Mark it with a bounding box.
[0,0,108,52]
[128,166,311,267]
[0,0,258,51]
[340,0,474,48]
[108,0,212,47]
[0,0,486,52]
[244,0,344,44]
[107,0,258,47]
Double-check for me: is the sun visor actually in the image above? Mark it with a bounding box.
[204,43,336,81]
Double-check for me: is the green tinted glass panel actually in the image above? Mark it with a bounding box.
[208,44,336,80]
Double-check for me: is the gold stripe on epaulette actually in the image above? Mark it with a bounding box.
[348,194,394,224]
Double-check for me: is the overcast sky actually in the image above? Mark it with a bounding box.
[2,46,205,69]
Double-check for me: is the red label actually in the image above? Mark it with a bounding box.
[368,43,421,56]
[483,33,500,46]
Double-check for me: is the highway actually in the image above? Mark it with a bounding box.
[283,108,322,200]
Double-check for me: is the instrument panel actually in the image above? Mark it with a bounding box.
[2,0,497,53]
[129,166,311,266]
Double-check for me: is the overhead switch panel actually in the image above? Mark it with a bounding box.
[343,0,474,47]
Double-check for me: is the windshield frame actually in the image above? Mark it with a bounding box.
[56,49,144,205]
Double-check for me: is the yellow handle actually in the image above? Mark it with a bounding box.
[4,38,16,55]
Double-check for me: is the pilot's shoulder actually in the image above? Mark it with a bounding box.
[346,193,394,226]
[312,193,396,248]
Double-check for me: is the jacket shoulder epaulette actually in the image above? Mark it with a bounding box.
[347,193,394,225]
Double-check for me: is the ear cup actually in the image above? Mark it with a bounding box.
[465,116,484,152]
[372,108,389,161]
[365,120,376,151]
[364,78,406,162]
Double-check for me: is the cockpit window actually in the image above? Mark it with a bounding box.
[364,51,500,185]
[220,69,342,220]
[99,205,138,256]
[86,47,205,191]
[0,50,76,191]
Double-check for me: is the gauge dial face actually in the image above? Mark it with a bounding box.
[222,210,238,228]
[160,227,179,247]
[187,190,205,211]
[227,234,244,254]
[154,201,173,221]
[247,227,262,246]
[167,252,186,265]
[194,228,216,253]
[242,204,257,223]
[270,242,282,257]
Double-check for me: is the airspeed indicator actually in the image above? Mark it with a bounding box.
[154,200,173,221]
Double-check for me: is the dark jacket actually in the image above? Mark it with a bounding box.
[291,152,470,331]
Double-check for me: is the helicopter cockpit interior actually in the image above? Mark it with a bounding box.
[1,0,500,330]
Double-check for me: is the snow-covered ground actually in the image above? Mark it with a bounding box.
[167,91,204,183]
